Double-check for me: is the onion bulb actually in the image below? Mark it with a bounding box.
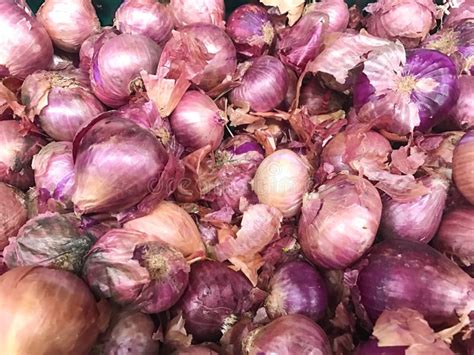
[0,183,27,250]
[79,29,117,72]
[448,76,474,130]
[170,0,225,28]
[306,0,350,33]
[453,130,474,204]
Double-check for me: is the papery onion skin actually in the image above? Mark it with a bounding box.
[444,0,474,27]
[354,339,406,355]
[37,0,100,53]
[230,55,288,112]
[453,130,474,204]
[242,314,331,355]
[170,91,225,151]
[84,229,189,314]
[91,33,162,108]
[350,239,474,327]
[252,149,311,218]
[299,175,382,269]
[0,266,106,355]
[226,4,274,58]
[0,183,27,250]
[299,77,345,116]
[448,76,474,130]
[0,0,53,80]
[265,260,328,321]
[306,0,350,33]
[170,0,225,28]
[21,69,105,141]
[114,0,173,45]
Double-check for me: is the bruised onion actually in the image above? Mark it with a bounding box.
[299,76,345,116]
[37,0,100,53]
[252,149,311,218]
[0,183,27,250]
[453,130,474,204]
[170,0,225,28]
[306,0,350,33]
[448,76,474,130]
[299,175,382,269]
[84,228,189,314]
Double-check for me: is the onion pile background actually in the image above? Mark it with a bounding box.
[0,0,473,354]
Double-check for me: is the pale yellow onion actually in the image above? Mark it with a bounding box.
[453,131,474,204]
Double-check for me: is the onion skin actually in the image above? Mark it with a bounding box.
[299,77,345,116]
[449,76,474,130]
[299,175,382,269]
[0,266,106,355]
[444,0,474,27]
[230,55,288,112]
[37,0,100,53]
[350,239,474,327]
[173,346,219,355]
[242,314,331,355]
[306,0,350,33]
[453,130,474,204]
[354,339,406,355]
[265,260,328,321]
[0,0,53,80]
[170,0,225,28]
[0,183,27,250]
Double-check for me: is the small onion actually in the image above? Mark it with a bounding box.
[37,0,100,53]
[299,76,345,116]
[444,0,474,27]
[170,91,226,151]
[252,149,311,218]
[448,76,474,130]
[0,183,27,250]
[299,174,382,269]
[242,314,331,355]
[354,339,406,355]
[21,69,105,141]
[307,0,350,33]
[453,130,474,204]
[226,4,275,58]
[265,260,328,321]
[79,29,117,72]
[230,55,288,112]
[170,0,225,28]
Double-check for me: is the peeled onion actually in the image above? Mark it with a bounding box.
[453,130,474,204]
[170,0,225,28]
[0,183,27,250]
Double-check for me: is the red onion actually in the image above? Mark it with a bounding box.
[452,130,474,204]
[349,239,474,327]
[84,228,189,314]
[242,314,331,355]
[0,120,45,190]
[230,55,288,112]
[226,4,275,58]
[354,339,406,355]
[265,260,328,321]
[170,0,225,28]
[252,149,312,218]
[448,76,474,130]
[79,29,117,72]
[0,183,27,250]
[170,91,226,151]
[445,0,474,27]
[21,69,105,141]
[306,0,350,33]
[91,33,162,108]
[0,0,53,80]
[37,0,100,53]
[173,346,219,354]
[299,76,345,116]
[299,174,382,269]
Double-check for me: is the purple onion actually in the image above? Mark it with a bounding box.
[230,55,288,112]
[79,29,117,72]
[444,0,474,27]
[306,0,350,33]
[265,260,328,321]
[453,130,474,204]
[0,183,27,249]
[448,75,474,130]
[299,76,345,115]
[84,228,189,313]
[354,339,406,355]
[226,4,275,58]
[172,346,219,355]
[170,0,225,28]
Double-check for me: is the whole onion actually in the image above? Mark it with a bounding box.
[0,183,27,250]
[21,69,105,141]
[0,0,53,80]
[354,339,406,355]
[91,33,162,108]
[265,260,328,321]
[444,0,474,27]
[306,0,350,33]
[448,76,474,130]
[242,314,331,355]
[170,91,226,151]
[79,29,117,72]
[299,76,345,116]
[3,213,93,273]
[0,120,45,190]
[453,130,474,204]
[252,149,311,218]
[84,228,190,314]
[37,0,100,53]
[230,55,288,112]
[350,239,474,327]
[226,4,275,58]
[0,266,107,354]
[170,0,225,28]
[114,0,173,45]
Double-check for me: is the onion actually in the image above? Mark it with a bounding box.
[0,0,53,80]
[170,0,225,28]
[444,0,474,27]
[299,76,345,116]
[448,76,474,130]
[21,69,105,141]
[0,120,45,190]
[252,149,311,218]
[242,314,331,355]
[84,228,189,314]
[0,266,107,354]
[91,33,162,108]
[265,260,328,321]
[173,346,219,354]
[37,0,100,53]
[79,29,117,72]
[452,130,474,204]
[354,339,406,355]
[0,183,27,250]
[306,0,350,33]
[114,0,173,45]
[170,91,226,151]
[226,4,275,58]
[230,55,288,112]
[349,239,474,327]
[299,174,382,269]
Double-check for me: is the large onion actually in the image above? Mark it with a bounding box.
[0,183,27,250]
[452,130,474,204]
[170,0,225,28]
[448,76,474,130]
